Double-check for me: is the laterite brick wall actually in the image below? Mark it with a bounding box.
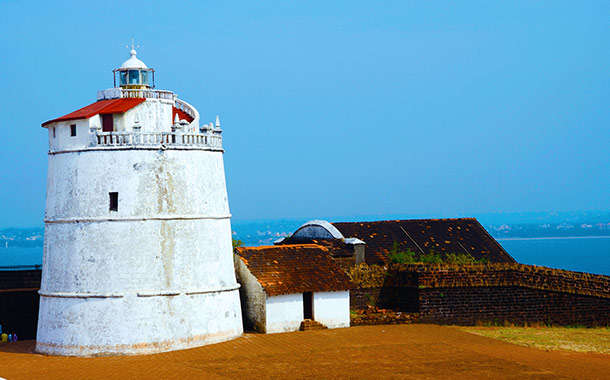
[350,264,610,326]
[0,270,42,340]
[418,286,610,326]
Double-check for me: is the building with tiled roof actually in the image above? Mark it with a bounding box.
[234,245,352,333]
[280,218,515,265]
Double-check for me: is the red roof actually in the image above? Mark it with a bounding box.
[235,244,353,296]
[42,98,146,127]
[172,107,194,123]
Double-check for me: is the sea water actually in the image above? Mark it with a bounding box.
[498,236,610,276]
[1,237,609,276]
[0,247,43,268]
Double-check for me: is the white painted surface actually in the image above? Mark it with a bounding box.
[45,96,210,154]
[47,119,90,152]
[121,49,148,69]
[38,95,243,355]
[292,220,344,240]
[97,88,121,100]
[265,293,304,333]
[44,149,230,221]
[313,291,350,329]
[344,238,365,245]
[234,257,267,332]
[115,99,173,133]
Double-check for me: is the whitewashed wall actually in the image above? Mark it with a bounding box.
[114,99,173,132]
[38,117,243,355]
[45,98,174,153]
[234,257,267,332]
[47,119,90,152]
[313,291,350,329]
[265,293,304,333]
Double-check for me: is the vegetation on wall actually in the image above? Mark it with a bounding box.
[388,242,487,265]
[348,259,610,301]
[347,263,387,288]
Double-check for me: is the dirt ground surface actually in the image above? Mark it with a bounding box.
[1,324,609,380]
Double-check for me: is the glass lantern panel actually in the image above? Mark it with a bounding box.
[141,70,149,86]
[129,70,140,85]
[119,71,128,86]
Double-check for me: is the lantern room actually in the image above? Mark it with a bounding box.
[113,48,155,89]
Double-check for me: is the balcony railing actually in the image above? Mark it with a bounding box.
[175,99,196,120]
[94,131,222,149]
[120,89,175,100]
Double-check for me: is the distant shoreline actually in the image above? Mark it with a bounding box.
[497,236,610,241]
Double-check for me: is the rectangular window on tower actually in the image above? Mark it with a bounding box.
[53,127,56,138]
[109,192,118,212]
[70,124,77,137]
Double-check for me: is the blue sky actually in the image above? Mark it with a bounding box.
[0,1,608,227]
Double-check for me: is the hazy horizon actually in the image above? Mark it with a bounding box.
[1,1,608,227]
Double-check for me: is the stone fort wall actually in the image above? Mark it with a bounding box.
[350,264,610,326]
[0,269,41,340]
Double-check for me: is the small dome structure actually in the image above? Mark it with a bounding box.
[113,45,155,89]
[120,49,148,69]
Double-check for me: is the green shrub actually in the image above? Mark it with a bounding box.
[388,242,489,265]
[389,250,416,264]
[420,251,443,264]
[445,252,488,265]
[388,242,416,264]
[232,237,244,252]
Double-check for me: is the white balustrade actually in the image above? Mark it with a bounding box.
[174,99,196,120]
[95,131,222,149]
[120,89,175,100]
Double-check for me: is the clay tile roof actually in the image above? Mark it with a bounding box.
[235,244,353,296]
[332,218,515,264]
[279,237,355,258]
[42,98,146,127]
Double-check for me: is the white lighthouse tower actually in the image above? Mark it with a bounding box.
[37,46,243,356]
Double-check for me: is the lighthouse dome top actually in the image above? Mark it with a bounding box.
[113,44,154,89]
[120,49,148,69]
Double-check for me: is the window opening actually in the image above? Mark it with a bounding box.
[109,192,118,212]
[53,127,56,138]
[70,124,76,137]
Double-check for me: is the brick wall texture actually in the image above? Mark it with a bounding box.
[350,264,610,326]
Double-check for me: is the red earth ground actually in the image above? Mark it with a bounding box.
[0,324,608,379]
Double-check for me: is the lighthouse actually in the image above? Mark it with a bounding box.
[37,46,243,356]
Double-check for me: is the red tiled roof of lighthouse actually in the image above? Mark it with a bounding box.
[42,98,146,127]
[235,244,353,296]
[332,218,515,265]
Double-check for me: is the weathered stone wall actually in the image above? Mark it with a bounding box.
[418,286,610,326]
[0,290,40,340]
[39,136,243,355]
[0,269,41,291]
[350,287,382,310]
[351,308,419,326]
[349,264,610,326]
[0,270,42,340]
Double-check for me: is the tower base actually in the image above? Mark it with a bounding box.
[36,288,243,356]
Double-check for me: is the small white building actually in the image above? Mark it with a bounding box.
[234,244,352,333]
